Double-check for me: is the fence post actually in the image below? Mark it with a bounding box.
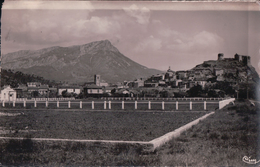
[109,101,111,109]
[162,101,165,110]
[34,101,37,108]
[68,101,71,108]
[13,101,15,107]
[23,101,26,108]
[57,101,59,108]
[204,101,206,110]
[122,101,124,109]
[190,101,192,110]
[2,101,5,107]
[148,101,151,110]
[135,101,137,109]
[92,101,94,109]
[104,101,107,109]
[176,101,178,110]
[80,101,82,109]
[46,101,48,107]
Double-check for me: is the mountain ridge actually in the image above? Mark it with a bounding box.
[2,40,162,84]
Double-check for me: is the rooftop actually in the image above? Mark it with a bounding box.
[84,85,103,89]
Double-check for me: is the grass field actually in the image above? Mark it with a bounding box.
[0,110,206,141]
[0,99,258,166]
[155,99,260,166]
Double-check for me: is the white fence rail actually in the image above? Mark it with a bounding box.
[1,100,220,111]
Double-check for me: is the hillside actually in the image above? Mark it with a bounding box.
[1,40,161,84]
[193,58,259,83]
[1,69,58,88]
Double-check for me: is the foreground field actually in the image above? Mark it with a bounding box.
[0,110,206,141]
[0,100,258,166]
[156,99,260,166]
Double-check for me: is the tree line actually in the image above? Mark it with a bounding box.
[1,69,58,88]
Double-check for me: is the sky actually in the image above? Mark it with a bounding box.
[2,1,260,75]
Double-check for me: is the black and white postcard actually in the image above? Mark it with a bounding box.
[0,1,260,166]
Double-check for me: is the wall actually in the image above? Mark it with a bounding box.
[219,98,235,109]
[149,112,215,151]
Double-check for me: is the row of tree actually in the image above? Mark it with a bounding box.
[1,69,58,88]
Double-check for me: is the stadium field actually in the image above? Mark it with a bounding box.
[0,110,208,141]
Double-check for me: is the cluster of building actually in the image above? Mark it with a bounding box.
[0,53,251,101]
[1,74,132,101]
[128,53,249,88]
[83,53,251,98]
[0,83,82,101]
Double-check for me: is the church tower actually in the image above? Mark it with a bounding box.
[94,74,101,86]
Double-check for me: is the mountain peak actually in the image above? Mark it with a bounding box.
[99,39,113,48]
[102,39,111,44]
[2,40,162,83]
[91,39,119,53]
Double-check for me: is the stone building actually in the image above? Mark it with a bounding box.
[176,71,187,80]
[214,68,224,76]
[1,85,17,101]
[165,67,176,81]
[58,86,81,96]
[84,85,104,97]
[234,53,251,66]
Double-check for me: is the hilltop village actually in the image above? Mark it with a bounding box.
[1,53,258,101]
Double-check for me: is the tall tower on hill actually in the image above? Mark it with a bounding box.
[234,53,251,66]
[234,53,242,62]
[218,53,224,60]
[242,56,251,66]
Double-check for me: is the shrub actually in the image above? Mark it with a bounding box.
[227,100,257,115]
[236,104,256,115]
[208,132,219,140]
[221,134,229,140]
[6,138,34,153]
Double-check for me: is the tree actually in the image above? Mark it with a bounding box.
[77,92,84,99]
[174,91,187,98]
[111,88,117,95]
[62,90,72,97]
[159,90,169,98]
[31,91,39,98]
[1,69,58,88]
[187,85,202,97]
[208,90,218,97]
